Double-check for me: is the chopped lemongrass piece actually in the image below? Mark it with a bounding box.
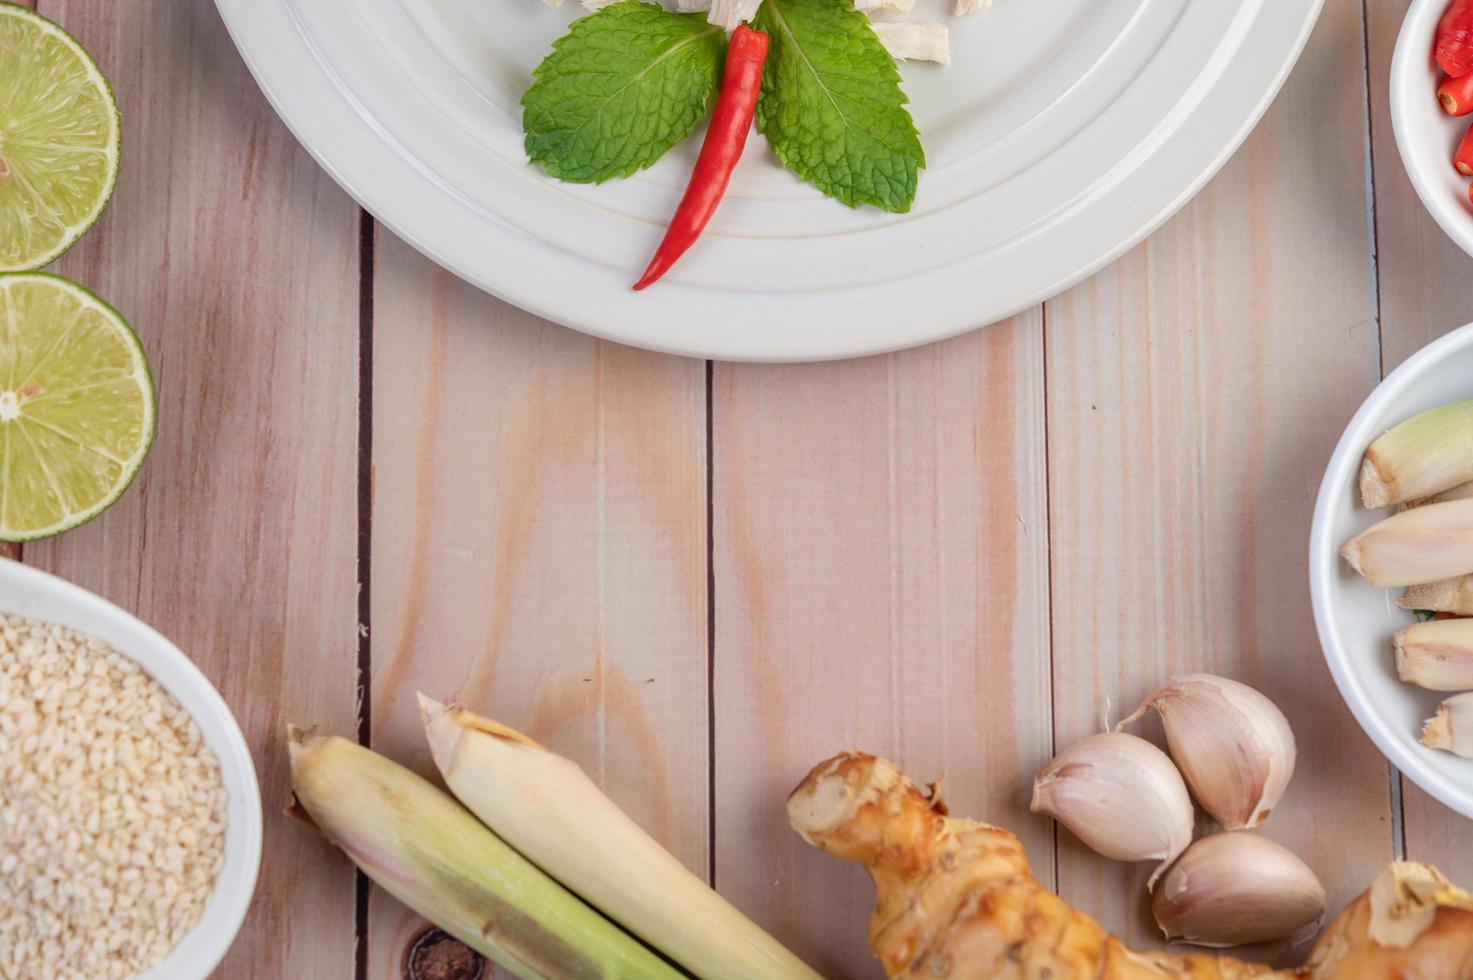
[952,0,992,15]
[870,22,950,63]
[1341,499,1473,588]
[288,730,683,980]
[1422,692,1473,757]
[1405,481,1473,510]
[1396,619,1473,691]
[1400,576,1473,616]
[855,0,916,13]
[420,696,822,980]
[1361,400,1473,508]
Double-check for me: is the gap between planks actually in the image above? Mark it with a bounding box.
[353,208,375,980]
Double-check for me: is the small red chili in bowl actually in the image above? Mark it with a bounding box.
[1438,70,1473,114]
[1439,0,1473,77]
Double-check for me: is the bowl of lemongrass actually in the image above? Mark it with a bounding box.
[1311,322,1473,819]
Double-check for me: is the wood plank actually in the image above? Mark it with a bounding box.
[24,1,364,976]
[712,319,1052,979]
[1043,0,1390,955]
[1366,0,1473,887]
[365,230,710,974]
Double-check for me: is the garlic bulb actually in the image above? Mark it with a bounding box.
[1029,732,1192,886]
[1121,674,1295,830]
[1152,832,1326,946]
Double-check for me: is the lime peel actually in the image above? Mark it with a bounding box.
[0,5,121,272]
[0,272,154,542]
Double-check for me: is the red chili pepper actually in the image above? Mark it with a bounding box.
[1456,121,1473,175]
[1439,0,1473,78]
[1439,71,1473,114]
[633,25,769,291]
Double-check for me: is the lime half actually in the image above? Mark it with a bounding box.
[0,5,121,272]
[0,273,154,541]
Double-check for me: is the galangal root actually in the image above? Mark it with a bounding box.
[788,752,1473,979]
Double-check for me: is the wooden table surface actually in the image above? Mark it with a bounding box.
[7,0,1472,976]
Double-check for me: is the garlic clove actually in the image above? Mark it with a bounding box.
[1029,732,1192,887]
[1120,674,1295,831]
[1395,619,1473,691]
[1152,832,1326,947]
[1421,692,1473,758]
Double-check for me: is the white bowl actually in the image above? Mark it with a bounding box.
[0,558,262,978]
[1311,323,1473,820]
[1392,0,1473,257]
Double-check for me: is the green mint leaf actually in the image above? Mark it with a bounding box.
[753,0,924,213]
[522,1,725,184]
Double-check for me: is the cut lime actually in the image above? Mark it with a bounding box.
[0,273,154,541]
[0,5,121,272]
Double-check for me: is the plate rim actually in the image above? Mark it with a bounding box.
[213,0,1327,362]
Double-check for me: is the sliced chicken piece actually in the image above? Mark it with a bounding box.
[675,0,712,9]
[871,21,950,64]
[580,0,619,9]
[707,0,763,30]
[856,0,917,13]
[952,0,991,15]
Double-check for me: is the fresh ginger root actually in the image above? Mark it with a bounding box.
[788,752,1473,979]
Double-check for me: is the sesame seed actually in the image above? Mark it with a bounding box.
[0,613,227,978]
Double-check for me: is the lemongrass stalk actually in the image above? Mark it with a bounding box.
[1361,400,1473,508]
[1395,619,1473,691]
[419,695,822,980]
[1399,576,1473,616]
[288,729,683,980]
[1341,499,1473,588]
[1421,693,1473,758]
[1404,480,1473,510]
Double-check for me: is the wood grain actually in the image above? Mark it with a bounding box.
[711,319,1052,979]
[18,0,1473,976]
[1365,0,1473,886]
[24,1,364,976]
[366,229,709,975]
[1042,0,1391,953]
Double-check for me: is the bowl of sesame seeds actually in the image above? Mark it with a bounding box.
[0,558,261,979]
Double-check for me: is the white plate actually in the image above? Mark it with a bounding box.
[214,0,1323,360]
[1310,324,1473,821]
[0,559,262,978]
